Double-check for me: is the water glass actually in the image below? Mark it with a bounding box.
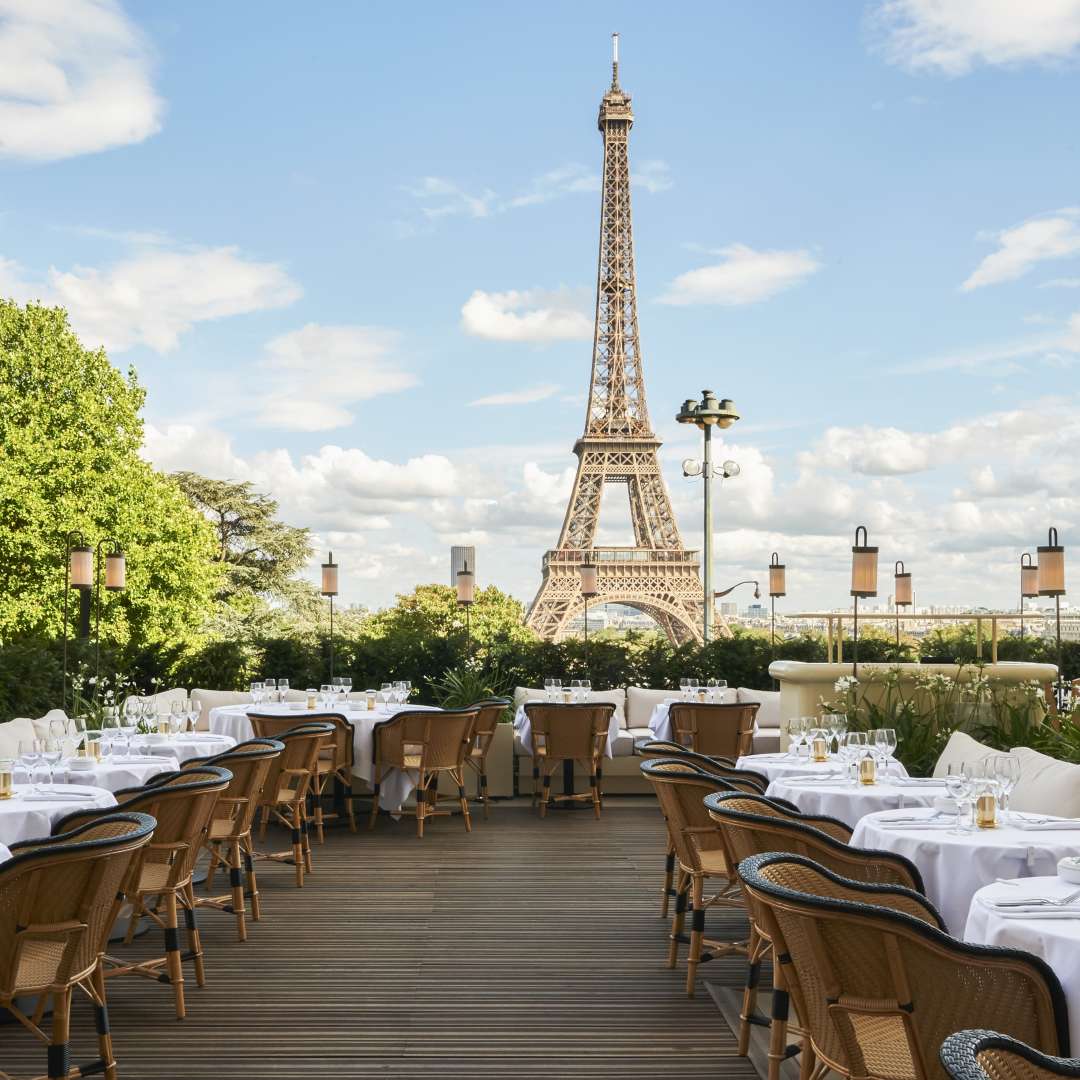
[250,681,264,705]
[993,755,1021,822]
[378,683,392,708]
[679,678,691,701]
[945,763,974,833]
[278,679,290,703]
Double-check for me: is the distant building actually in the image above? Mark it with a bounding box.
[746,603,767,619]
[719,602,738,617]
[450,546,475,586]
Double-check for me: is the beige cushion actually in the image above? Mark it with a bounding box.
[626,687,676,728]
[31,709,76,741]
[1009,746,1080,817]
[191,689,253,732]
[931,730,1002,778]
[610,730,637,757]
[512,687,626,727]
[736,688,780,730]
[137,688,187,709]
[0,717,37,757]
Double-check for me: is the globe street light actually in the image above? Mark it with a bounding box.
[676,390,740,643]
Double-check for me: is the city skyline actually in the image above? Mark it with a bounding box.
[1,2,1077,616]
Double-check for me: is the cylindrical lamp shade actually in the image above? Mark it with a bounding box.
[104,550,126,591]
[456,566,475,605]
[69,546,93,589]
[768,553,786,597]
[1021,554,1039,598]
[320,553,339,597]
[850,526,878,597]
[579,562,599,598]
[1038,529,1066,597]
[894,569,912,607]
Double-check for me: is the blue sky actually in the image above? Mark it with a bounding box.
[2,0,1078,615]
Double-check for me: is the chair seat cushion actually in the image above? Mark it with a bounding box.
[698,849,730,876]
[611,730,637,758]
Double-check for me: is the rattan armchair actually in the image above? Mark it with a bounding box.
[309,712,357,840]
[248,720,333,887]
[0,812,155,1080]
[183,737,284,941]
[942,1031,1080,1080]
[706,790,928,1077]
[739,852,1069,1080]
[53,766,231,1021]
[523,702,613,819]
[640,759,750,996]
[369,708,478,837]
[668,701,758,758]
[463,698,510,819]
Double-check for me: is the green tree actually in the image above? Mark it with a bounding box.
[0,301,220,648]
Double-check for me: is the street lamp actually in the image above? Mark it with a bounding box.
[1037,528,1066,705]
[768,553,786,648]
[849,526,878,678]
[893,560,912,649]
[1020,553,1039,641]
[321,552,339,679]
[457,557,476,659]
[579,559,599,675]
[676,389,740,644]
[94,539,125,686]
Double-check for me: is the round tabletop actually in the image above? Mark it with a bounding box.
[767,775,944,829]
[852,808,1080,934]
[736,753,910,785]
[17,757,177,793]
[0,784,117,846]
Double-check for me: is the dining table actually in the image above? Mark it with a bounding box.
[209,700,442,812]
[851,807,1080,934]
[766,774,944,829]
[735,753,910,785]
[16,756,176,794]
[0,784,117,846]
[964,876,1080,1054]
[136,732,236,764]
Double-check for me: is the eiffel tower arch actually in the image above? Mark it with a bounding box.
[526,38,731,646]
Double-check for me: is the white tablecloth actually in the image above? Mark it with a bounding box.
[16,757,176,793]
[209,702,442,812]
[0,785,117,845]
[852,809,1080,934]
[965,876,1080,1053]
[767,776,942,829]
[648,700,760,743]
[737,754,909,785]
[513,703,620,758]
[137,734,236,764]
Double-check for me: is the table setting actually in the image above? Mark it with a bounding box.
[513,685,621,759]
[0,783,116,846]
[766,773,942,828]
[645,680,738,742]
[737,724,909,785]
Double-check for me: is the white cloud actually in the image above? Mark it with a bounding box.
[0,0,163,161]
[505,164,598,209]
[1041,277,1080,288]
[469,384,560,407]
[633,160,673,193]
[963,209,1080,290]
[405,177,497,220]
[870,0,1080,75]
[1,242,302,353]
[251,324,417,431]
[460,287,592,342]
[659,243,821,307]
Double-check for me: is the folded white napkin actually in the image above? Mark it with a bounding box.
[893,778,948,787]
[993,908,1080,920]
[877,821,956,830]
[1011,820,1080,832]
[21,792,91,802]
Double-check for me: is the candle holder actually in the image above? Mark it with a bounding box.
[858,754,876,786]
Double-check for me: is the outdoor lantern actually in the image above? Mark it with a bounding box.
[850,526,878,597]
[1021,553,1039,598]
[104,548,126,591]
[68,545,93,589]
[1038,528,1066,597]
[320,552,339,598]
[456,560,475,606]
[894,561,912,607]
[579,560,599,598]
[768,552,786,598]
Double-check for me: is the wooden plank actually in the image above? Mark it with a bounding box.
[0,798,757,1079]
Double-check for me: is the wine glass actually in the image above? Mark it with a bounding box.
[875,728,898,775]
[378,683,392,708]
[945,763,974,834]
[342,675,353,699]
[71,713,88,754]
[42,738,62,787]
[993,755,1021,823]
[278,678,290,704]
[679,677,691,701]
[844,732,867,785]
[21,739,42,788]
[186,699,200,734]
[250,680,264,705]
[706,677,718,702]
[544,677,554,702]
[786,716,804,758]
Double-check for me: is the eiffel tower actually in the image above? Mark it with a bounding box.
[526,36,724,646]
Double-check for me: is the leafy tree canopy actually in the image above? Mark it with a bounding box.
[0,301,220,647]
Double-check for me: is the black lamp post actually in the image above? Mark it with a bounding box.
[457,558,475,660]
[321,553,339,680]
[579,559,599,676]
[1020,553,1039,641]
[850,526,878,678]
[94,538,125,685]
[893,560,912,649]
[62,532,92,713]
[768,553,786,649]
[1037,528,1066,706]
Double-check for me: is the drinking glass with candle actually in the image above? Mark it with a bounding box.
[974,776,999,829]
[365,689,376,711]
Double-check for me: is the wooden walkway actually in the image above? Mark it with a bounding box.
[2,798,758,1079]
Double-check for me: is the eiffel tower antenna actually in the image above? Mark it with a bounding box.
[526,39,728,645]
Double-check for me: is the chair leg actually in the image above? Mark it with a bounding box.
[182,881,206,987]
[47,987,70,1079]
[455,770,472,832]
[368,775,382,830]
[480,760,490,820]
[661,843,675,918]
[289,806,304,888]
[343,775,357,832]
[739,925,764,1055]
[589,760,601,818]
[301,807,313,874]
[92,961,118,1080]
[686,873,705,996]
[164,889,186,1019]
[416,772,426,838]
[668,869,688,969]
[242,835,261,921]
[227,838,247,941]
[205,842,222,892]
[539,766,552,818]
[313,784,325,844]
[768,959,792,1080]
[531,763,540,807]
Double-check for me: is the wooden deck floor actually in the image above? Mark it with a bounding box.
[2,798,758,1079]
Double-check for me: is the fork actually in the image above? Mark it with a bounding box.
[994,887,1080,908]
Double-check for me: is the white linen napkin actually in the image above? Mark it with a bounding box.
[21,792,91,802]
[1010,820,1080,832]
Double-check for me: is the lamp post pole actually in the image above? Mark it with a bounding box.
[579,559,599,678]
[1020,552,1038,642]
[1037,528,1066,708]
[676,390,740,644]
[849,526,878,680]
[321,553,339,681]
[93,539,126,687]
[457,558,476,661]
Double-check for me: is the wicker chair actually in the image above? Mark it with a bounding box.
[635,743,770,919]
[706,790,929,1077]
[0,812,155,1080]
[369,708,479,837]
[182,737,284,941]
[739,852,1069,1080]
[248,720,333,887]
[639,759,750,996]
[53,766,231,1021]
[463,698,510,819]
[668,701,759,758]
[523,703,613,819]
[310,712,357,840]
[942,1031,1079,1080]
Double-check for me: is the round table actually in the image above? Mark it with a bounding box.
[851,808,1080,935]
[16,757,176,793]
[137,733,236,764]
[767,776,944,829]
[0,785,117,845]
[965,876,1080,1053]
[737,753,910,785]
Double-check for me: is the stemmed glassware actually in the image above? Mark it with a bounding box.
[250,681,264,706]
[42,738,62,786]
[874,728,897,775]
[378,683,392,708]
[843,732,867,785]
[993,755,1021,823]
[945,762,975,833]
[786,716,804,758]
[278,679,290,704]
[826,714,847,755]
[679,678,691,701]
[21,739,42,788]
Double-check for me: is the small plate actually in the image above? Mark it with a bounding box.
[67,758,95,771]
